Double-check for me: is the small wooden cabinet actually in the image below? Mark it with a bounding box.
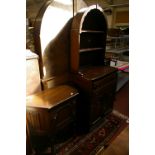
[26,85,79,151]
[70,5,117,132]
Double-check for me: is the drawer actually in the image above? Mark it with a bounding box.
[93,79,117,96]
[49,98,77,128]
[93,72,117,89]
[49,98,77,140]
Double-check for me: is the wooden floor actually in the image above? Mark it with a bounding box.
[97,80,129,155]
[114,81,129,117]
[98,126,129,155]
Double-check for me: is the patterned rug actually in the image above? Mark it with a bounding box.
[54,111,128,155]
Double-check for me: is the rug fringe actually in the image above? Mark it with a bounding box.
[112,110,129,122]
[95,146,105,155]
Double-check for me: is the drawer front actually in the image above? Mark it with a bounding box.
[49,98,77,140]
[50,98,77,130]
[93,79,117,96]
[93,72,117,89]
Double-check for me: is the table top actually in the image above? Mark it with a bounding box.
[26,85,79,109]
[78,66,117,81]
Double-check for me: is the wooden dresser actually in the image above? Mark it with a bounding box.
[70,5,118,132]
[26,85,79,151]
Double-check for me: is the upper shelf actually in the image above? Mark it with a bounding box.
[80,47,104,53]
[80,30,105,34]
[70,5,108,73]
[107,35,129,39]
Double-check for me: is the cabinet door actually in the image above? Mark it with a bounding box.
[90,88,115,126]
[90,78,116,125]
[90,96,103,125]
[50,99,77,140]
[100,90,115,115]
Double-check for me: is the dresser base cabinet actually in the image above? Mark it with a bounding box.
[71,66,117,133]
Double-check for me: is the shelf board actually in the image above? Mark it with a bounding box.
[106,47,129,54]
[80,30,105,34]
[80,47,104,53]
[107,35,129,39]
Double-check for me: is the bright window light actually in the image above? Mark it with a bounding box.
[40,1,73,76]
[40,4,72,54]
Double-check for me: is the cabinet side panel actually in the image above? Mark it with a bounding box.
[71,30,80,73]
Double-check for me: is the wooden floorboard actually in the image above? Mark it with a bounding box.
[97,125,129,155]
[114,81,129,117]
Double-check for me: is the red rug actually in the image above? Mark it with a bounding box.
[55,111,128,155]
